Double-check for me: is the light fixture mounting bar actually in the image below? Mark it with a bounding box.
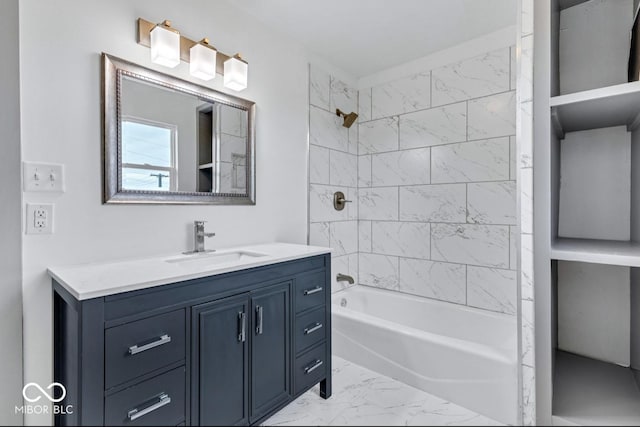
[137,18,231,75]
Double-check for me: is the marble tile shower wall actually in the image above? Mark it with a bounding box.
[357,47,518,315]
[308,66,359,293]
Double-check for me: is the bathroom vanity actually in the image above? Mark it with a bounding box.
[49,243,332,426]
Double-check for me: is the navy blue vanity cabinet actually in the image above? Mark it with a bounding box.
[53,253,331,426]
[192,294,250,426]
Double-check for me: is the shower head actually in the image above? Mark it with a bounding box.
[336,109,359,128]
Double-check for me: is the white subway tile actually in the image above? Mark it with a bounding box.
[432,48,510,106]
[359,220,372,253]
[399,184,466,223]
[330,221,358,256]
[399,102,467,149]
[371,148,430,186]
[371,222,430,259]
[467,181,517,225]
[468,91,516,140]
[358,88,372,122]
[359,253,399,290]
[358,155,372,187]
[432,137,510,183]
[309,145,329,184]
[330,77,357,114]
[520,168,533,234]
[467,266,517,315]
[521,233,534,301]
[330,150,358,187]
[359,187,399,221]
[399,258,466,304]
[432,224,510,268]
[310,106,349,152]
[358,117,399,154]
[331,255,351,293]
[309,222,330,247]
[309,184,349,222]
[310,65,331,110]
[371,72,431,119]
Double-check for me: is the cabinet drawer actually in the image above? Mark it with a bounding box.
[105,310,185,389]
[294,271,326,313]
[105,366,185,426]
[294,344,327,395]
[295,307,326,354]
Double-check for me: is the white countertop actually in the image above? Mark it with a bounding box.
[48,242,331,300]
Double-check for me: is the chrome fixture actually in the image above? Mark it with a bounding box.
[336,273,355,284]
[186,220,216,254]
[333,191,352,211]
[137,18,249,90]
[336,109,359,128]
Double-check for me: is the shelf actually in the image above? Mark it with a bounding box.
[198,163,213,170]
[551,82,640,137]
[553,351,640,426]
[558,0,590,10]
[551,238,640,267]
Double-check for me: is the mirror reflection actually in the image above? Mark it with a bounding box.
[120,76,248,195]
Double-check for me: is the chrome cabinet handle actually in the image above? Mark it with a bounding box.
[128,334,171,355]
[303,286,323,296]
[127,393,171,421]
[238,312,246,343]
[304,359,323,374]
[256,306,263,335]
[304,322,323,335]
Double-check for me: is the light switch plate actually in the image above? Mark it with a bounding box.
[26,203,54,234]
[23,162,65,192]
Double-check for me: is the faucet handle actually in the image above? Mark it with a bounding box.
[204,232,216,238]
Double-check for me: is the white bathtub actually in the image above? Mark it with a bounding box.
[331,286,518,425]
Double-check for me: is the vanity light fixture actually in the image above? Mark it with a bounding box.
[137,18,249,91]
[223,54,248,91]
[150,20,181,68]
[190,39,217,81]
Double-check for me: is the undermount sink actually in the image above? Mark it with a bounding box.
[166,250,268,268]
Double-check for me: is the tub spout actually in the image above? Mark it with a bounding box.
[336,273,354,284]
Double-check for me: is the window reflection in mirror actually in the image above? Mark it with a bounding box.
[119,76,248,195]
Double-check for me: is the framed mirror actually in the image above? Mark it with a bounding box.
[102,54,256,204]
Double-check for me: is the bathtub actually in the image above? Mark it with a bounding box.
[331,286,518,425]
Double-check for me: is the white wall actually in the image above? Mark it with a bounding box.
[0,0,24,424]
[18,0,311,424]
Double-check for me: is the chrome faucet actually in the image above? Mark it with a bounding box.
[192,220,215,253]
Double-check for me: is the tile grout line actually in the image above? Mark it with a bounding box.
[356,88,516,124]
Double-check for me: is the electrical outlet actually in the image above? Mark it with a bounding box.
[26,204,53,234]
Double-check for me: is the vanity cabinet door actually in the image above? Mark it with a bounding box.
[250,282,291,422]
[192,293,250,426]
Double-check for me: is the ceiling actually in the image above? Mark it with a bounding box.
[225,0,517,78]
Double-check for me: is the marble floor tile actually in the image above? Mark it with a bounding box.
[264,356,503,426]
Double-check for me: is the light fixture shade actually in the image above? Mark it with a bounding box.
[190,42,217,81]
[223,56,248,91]
[150,23,180,68]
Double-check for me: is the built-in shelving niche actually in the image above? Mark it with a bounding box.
[547,0,640,424]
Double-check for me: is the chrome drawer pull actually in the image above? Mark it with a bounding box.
[238,312,246,343]
[304,322,323,335]
[256,305,264,335]
[128,334,171,355]
[127,393,171,421]
[303,286,323,296]
[304,359,323,374]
